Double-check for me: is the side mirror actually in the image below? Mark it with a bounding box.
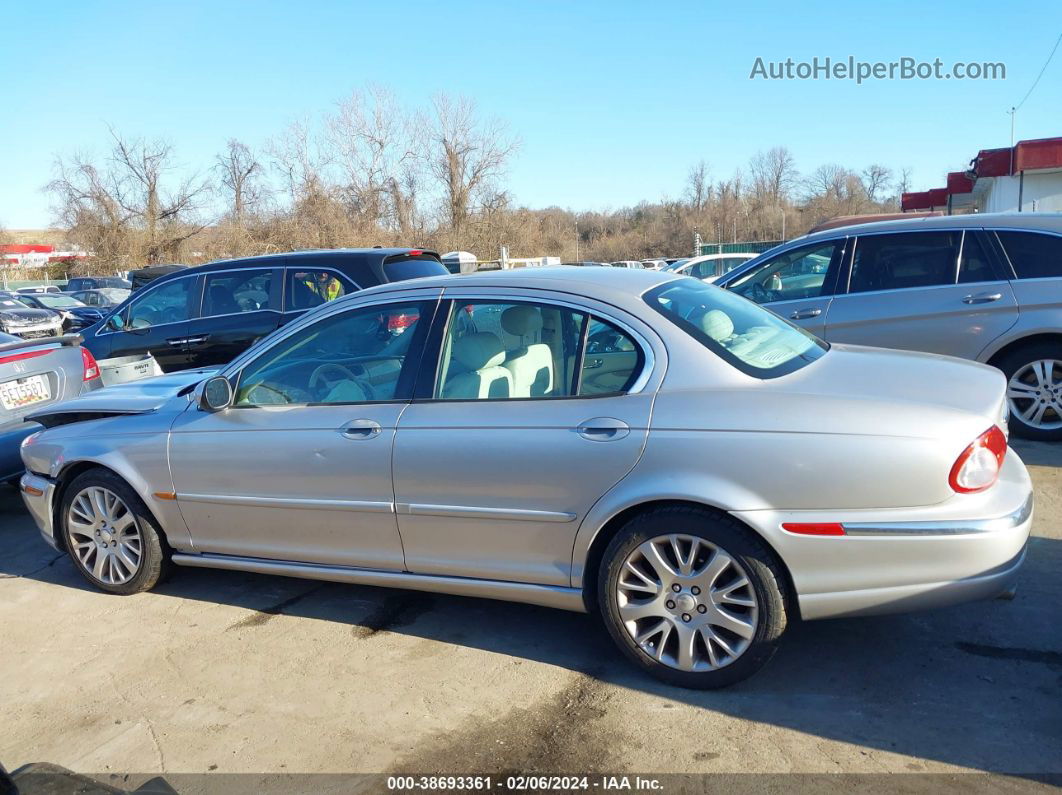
[106,314,125,331]
[200,376,233,412]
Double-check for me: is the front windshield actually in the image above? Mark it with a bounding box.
[0,298,29,309]
[645,278,827,377]
[36,295,83,308]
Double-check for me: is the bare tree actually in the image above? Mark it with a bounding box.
[749,147,798,204]
[685,160,710,211]
[897,167,914,196]
[427,94,519,233]
[860,164,893,203]
[215,139,263,256]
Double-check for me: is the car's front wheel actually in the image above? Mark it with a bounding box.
[59,469,170,594]
[598,507,788,688]
[998,343,1062,441]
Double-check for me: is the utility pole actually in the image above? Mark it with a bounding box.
[575,219,579,261]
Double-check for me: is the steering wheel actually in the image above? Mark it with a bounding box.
[240,381,312,405]
[309,363,376,400]
[748,282,775,304]
[162,306,184,324]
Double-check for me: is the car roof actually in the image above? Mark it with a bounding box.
[351,265,682,304]
[797,211,1062,244]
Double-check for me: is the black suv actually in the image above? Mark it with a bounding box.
[81,248,448,371]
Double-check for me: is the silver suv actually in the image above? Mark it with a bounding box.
[715,213,1062,440]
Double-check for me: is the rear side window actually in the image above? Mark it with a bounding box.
[286,270,348,311]
[996,231,1062,279]
[383,255,448,282]
[849,232,959,293]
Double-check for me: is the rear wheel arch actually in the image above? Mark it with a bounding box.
[985,333,1062,369]
[579,499,797,617]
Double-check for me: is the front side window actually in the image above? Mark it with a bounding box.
[286,269,348,311]
[126,278,193,329]
[958,231,996,284]
[728,241,841,304]
[996,231,1062,280]
[235,301,429,406]
[202,269,273,317]
[849,232,960,294]
[433,301,642,400]
[646,279,826,377]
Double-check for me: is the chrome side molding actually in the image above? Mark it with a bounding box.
[171,553,587,613]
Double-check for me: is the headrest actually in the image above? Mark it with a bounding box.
[501,305,543,337]
[453,332,506,370]
[698,309,734,342]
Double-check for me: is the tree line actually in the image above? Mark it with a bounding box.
[44,86,910,273]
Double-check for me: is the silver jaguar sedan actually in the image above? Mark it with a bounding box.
[19,268,1032,688]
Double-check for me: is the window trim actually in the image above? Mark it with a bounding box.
[413,295,654,404]
[229,296,439,409]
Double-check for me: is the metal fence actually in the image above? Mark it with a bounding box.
[698,240,783,257]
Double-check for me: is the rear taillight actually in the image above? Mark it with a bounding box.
[386,313,418,332]
[949,425,1007,494]
[81,347,100,382]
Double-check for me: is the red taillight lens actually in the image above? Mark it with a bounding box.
[0,349,50,366]
[407,249,423,257]
[81,347,100,382]
[949,425,1007,494]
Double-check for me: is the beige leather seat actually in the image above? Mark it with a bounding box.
[500,306,554,397]
[442,332,513,399]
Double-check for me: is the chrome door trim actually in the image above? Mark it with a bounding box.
[171,552,587,612]
[397,502,577,523]
[840,493,1032,536]
[176,493,394,514]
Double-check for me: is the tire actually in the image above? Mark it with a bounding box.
[59,468,171,594]
[597,506,788,689]
[996,342,1062,441]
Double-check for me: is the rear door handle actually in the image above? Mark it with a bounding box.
[788,308,823,320]
[577,417,630,441]
[962,292,1003,304]
[340,419,382,439]
[166,337,188,346]
[183,335,209,345]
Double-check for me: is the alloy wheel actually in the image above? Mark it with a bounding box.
[66,486,143,585]
[616,534,758,672]
[1007,358,1062,430]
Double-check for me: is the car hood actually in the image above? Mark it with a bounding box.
[27,368,217,427]
[0,308,56,322]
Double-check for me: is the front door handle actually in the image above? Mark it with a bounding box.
[183,335,210,345]
[166,337,187,346]
[340,419,382,439]
[577,417,630,441]
[962,292,1003,304]
[789,308,823,320]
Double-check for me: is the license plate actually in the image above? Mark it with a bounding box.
[0,374,52,410]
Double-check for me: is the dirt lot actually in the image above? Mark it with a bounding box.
[1,440,1059,788]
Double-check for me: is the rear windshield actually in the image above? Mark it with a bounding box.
[383,256,448,282]
[644,278,827,378]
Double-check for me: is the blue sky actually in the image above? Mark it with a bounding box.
[1,0,1060,228]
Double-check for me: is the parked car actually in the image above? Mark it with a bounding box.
[611,260,645,269]
[0,332,101,480]
[79,248,449,372]
[670,253,758,282]
[560,261,609,267]
[20,267,1030,688]
[16,285,62,294]
[0,295,63,340]
[69,288,132,309]
[713,212,1062,439]
[11,292,105,332]
[64,276,132,293]
[641,259,669,270]
[128,265,185,292]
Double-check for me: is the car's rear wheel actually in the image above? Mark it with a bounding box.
[598,506,788,688]
[998,343,1062,441]
[60,469,170,594]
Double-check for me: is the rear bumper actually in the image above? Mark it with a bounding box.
[19,472,59,550]
[732,449,1034,620]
